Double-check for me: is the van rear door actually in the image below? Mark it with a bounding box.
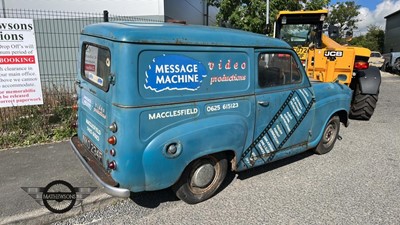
[77,42,112,167]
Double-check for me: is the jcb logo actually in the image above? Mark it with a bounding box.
[324,50,343,57]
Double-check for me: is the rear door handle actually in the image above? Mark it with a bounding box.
[258,101,269,107]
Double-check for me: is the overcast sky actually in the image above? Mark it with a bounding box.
[2,0,400,35]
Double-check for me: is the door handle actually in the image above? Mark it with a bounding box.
[258,101,269,107]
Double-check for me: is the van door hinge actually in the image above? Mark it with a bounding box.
[109,74,116,85]
[74,80,82,89]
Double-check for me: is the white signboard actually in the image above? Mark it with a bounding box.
[0,18,43,107]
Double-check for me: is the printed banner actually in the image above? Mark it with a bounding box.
[0,18,43,107]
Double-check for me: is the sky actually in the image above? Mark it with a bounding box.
[332,0,400,35]
[2,0,400,35]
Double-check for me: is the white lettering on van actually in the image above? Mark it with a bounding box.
[155,64,198,74]
[85,119,101,141]
[148,108,198,120]
[82,95,92,110]
[156,74,199,84]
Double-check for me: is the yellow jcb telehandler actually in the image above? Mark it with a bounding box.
[274,10,381,120]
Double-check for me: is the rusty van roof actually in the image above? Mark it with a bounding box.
[81,22,291,48]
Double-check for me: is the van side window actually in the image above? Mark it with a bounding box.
[258,53,302,88]
[81,43,111,91]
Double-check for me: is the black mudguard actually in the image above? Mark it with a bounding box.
[356,66,381,95]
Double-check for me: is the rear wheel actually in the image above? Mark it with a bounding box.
[349,85,378,120]
[172,153,227,204]
[314,116,340,155]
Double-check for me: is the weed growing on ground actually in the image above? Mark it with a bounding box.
[0,87,76,149]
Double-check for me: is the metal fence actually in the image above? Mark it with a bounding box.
[0,9,163,149]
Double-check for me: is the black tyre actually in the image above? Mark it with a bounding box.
[394,58,400,74]
[172,153,227,204]
[349,85,378,120]
[314,116,340,155]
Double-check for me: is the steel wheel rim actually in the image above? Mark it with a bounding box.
[323,121,337,148]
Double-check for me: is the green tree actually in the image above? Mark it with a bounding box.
[350,25,385,52]
[304,0,330,10]
[208,0,330,34]
[325,1,360,40]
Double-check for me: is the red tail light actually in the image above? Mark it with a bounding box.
[108,136,117,145]
[354,61,369,70]
[71,121,78,129]
[72,104,78,111]
[108,161,117,170]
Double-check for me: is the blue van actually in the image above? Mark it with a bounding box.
[70,22,352,204]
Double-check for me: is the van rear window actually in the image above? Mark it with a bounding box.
[82,43,111,91]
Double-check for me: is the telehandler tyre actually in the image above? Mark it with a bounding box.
[349,85,378,120]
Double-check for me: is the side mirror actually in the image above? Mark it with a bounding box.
[328,25,340,39]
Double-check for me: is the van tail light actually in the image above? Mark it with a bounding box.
[110,148,116,156]
[108,161,117,170]
[71,94,79,129]
[72,104,78,111]
[108,136,117,145]
[71,121,78,129]
[354,61,369,70]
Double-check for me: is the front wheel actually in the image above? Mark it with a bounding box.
[314,116,340,155]
[172,153,227,204]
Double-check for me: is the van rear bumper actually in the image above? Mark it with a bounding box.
[70,135,130,198]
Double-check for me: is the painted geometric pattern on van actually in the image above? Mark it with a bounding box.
[239,88,315,169]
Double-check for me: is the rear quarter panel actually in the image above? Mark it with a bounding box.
[308,82,352,148]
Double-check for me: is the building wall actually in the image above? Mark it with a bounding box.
[164,0,218,25]
[384,10,400,53]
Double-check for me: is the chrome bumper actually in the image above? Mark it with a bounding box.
[70,135,130,198]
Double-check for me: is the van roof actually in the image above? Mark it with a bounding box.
[81,22,291,48]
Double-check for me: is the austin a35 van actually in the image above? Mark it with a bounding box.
[70,22,352,204]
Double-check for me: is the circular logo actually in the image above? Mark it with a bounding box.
[42,180,76,214]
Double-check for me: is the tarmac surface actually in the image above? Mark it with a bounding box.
[0,141,117,225]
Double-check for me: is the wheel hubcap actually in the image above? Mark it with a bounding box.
[192,163,215,188]
[324,123,336,145]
